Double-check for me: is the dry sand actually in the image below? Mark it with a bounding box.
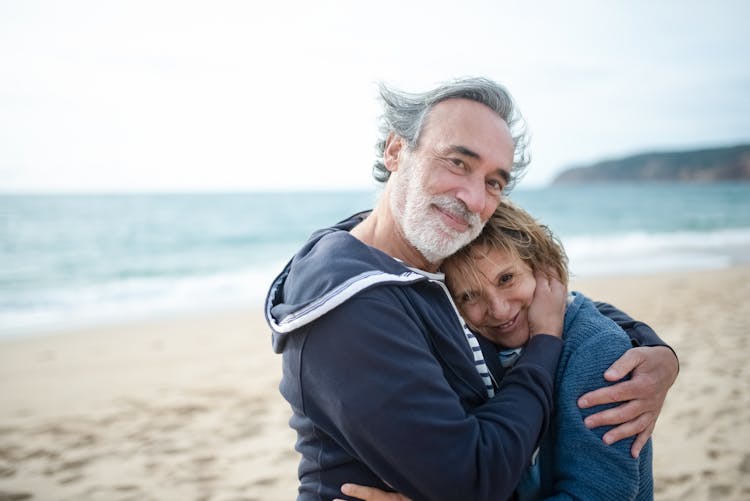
[1,266,749,500]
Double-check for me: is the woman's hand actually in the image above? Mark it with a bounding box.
[334,483,412,501]
[578,345,679,457]
[527,271,567,339]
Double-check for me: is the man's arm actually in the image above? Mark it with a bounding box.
[302,290,561,501]
[594,301,675,354]
[585,301,679,457]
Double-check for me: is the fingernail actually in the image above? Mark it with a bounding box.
[603,435,613,445]
[604,369,617,379]
[578,397,588,407]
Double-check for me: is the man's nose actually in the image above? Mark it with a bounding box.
[457,176,486,215]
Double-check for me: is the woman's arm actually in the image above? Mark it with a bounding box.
[585,301,679,457]
[543,330,653,500]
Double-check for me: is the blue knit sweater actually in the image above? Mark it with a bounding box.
[516,292,654,500]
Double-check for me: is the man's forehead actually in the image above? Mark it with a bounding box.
[422,100,514,161]
[425,98,506,129]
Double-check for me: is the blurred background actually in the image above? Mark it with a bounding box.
[1,0,749,333]
[2,3,750,500]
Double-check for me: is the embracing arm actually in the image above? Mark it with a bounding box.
[304,291,562,501]
[586,301,679,457]
[595,301,674,352]
[332,273,567,501]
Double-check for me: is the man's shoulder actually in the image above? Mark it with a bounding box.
[270,227,436,336]
[293,228,409,281]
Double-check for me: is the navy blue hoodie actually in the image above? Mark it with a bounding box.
[266,212,563,501]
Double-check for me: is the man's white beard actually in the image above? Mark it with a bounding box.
[390,162,483,265]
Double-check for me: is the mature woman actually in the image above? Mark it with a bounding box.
[339,200,654,500]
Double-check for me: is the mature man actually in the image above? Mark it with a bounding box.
[265,77,678,501]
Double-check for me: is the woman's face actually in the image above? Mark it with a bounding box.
[447,245,537,349]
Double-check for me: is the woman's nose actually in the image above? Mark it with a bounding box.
[487,292,510,319]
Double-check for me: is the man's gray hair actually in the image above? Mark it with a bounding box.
[373,77,530,193]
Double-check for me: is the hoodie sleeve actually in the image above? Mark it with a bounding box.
[298,288,561,501]
[594,301,676,350]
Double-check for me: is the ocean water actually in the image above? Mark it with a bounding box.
[1,183,749,335]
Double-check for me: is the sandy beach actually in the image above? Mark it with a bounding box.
[1,266,749,501]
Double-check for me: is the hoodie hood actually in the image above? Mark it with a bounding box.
[265,211,435,353]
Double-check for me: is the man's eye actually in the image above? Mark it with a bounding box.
[487,179,504,193]
[449,158,465,169]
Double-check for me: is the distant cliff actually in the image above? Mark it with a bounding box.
[552,144,750,184]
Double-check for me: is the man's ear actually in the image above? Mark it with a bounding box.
[384,133,405,173]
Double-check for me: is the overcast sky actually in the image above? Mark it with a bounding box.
[2,0,749,192]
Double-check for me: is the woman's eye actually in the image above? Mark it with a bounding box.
[499,274,513,284]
